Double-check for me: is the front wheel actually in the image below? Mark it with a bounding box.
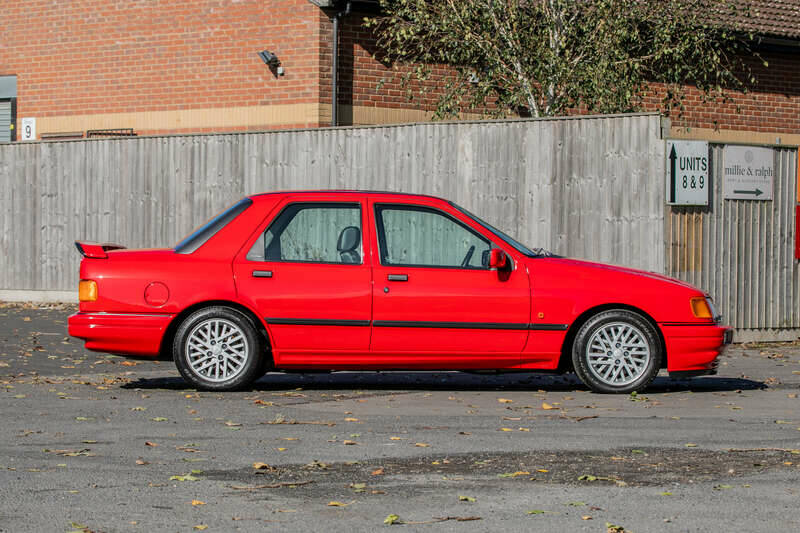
[571,310,662,394]
[173,306,262,391]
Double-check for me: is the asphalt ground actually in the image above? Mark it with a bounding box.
[1,303,799,533]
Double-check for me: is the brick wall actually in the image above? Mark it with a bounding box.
[641,51,800,135]
[0,0,328,135]
[333,11,800,135]
[1,2,798,137]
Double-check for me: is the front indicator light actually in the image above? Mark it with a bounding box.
[690,297,712,319]
[79,280,98,302]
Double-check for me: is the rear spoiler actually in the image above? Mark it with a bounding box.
[75,241,126,259]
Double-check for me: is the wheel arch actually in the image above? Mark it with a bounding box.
[557,303,667,373]
[158,300,273,362]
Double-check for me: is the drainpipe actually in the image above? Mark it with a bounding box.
[331,1,351,127]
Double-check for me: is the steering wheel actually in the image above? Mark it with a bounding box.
[461,245,476,267]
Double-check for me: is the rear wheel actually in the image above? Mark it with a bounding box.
[173,306,262,391]
[571,309,661,394]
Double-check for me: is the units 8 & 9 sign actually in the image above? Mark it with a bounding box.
[665,140,710,206]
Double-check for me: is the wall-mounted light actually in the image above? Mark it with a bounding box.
[258,50,280,67]
[258,50,284,76]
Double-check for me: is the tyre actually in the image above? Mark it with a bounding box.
[571,309,661,394]
[173,306,263,391]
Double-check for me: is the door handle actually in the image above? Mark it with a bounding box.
[252,270,273,278]
[387,274,408,282]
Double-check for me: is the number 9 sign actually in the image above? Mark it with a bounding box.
[21,117,36,141]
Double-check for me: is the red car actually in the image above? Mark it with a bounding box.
[68,191,731,393]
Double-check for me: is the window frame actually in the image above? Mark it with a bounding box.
[374,203,493,270]
[247,201,364,266]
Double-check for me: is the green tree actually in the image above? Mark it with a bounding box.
[366,0,760,118]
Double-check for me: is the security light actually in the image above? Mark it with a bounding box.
[257,50,280,67]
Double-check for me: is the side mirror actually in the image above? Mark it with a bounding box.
[488,248,508,269]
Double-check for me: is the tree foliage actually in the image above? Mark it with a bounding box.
[366,0,760,118]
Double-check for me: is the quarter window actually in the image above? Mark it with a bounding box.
[247,203,362,264]
[375,205,490,269]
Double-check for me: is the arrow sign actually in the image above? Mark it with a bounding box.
[666,140,709,206]
[669,145,677,204]
[733,188,764,196]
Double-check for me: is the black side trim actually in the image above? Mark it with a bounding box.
[266,318,370,327]
[528,323,569,331]
[372,321,529,330]
[265,319,570,331]
[660,321,717,327]
[669,368,717,379]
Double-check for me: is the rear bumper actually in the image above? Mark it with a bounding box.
[661,323,732,375]
[68,312,174,357]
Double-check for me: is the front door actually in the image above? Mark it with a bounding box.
[369,201,530,367]
[233,198,372,366]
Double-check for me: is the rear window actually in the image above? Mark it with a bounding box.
[174,198,253,254]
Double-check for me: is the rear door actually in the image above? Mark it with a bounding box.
[233,195,372,366]
[368,200,530,367]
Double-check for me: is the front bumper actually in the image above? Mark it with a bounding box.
[68,312,174,357]
[661,323,732,376]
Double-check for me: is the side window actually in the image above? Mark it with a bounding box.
[247,203,362,264]
[376,205,491,269]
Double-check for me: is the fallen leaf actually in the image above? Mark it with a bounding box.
[661,491,673,496]
[458,495,476,502]
[582,515,593,520]
[384,514,402,525]
[498,398,513,404]
[252,462,274,471]
[415,443,430,447]
[527,510,547,515]
[193,526,208,531]
[498,471,530,478]
[328,500,353,507]
[344,417,359,422]
[371,467,385,475]
[685,443,698,448]
[145,441,158,447]
[151,417,168,422]
[191,500,205,506]
[389,436,404,441]
[342,440,359,446]
[170,473,199,482]
[500,428,513,432]
[541,402,556,410]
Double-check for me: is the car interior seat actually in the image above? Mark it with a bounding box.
[337,226,361,263]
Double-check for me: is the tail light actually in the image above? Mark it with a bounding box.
[79,280,98,302]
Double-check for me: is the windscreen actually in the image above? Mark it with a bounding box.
[174,198,253,254]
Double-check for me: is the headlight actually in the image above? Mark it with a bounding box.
[705,297,720,322]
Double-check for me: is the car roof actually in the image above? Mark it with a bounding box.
[248,190,445,202]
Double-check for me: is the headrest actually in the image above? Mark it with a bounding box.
[337,226,360,252]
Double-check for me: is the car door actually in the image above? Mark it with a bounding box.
[369,200,530,366]
[233,196,372,366]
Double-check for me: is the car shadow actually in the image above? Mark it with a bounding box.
[120,371,766,393]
